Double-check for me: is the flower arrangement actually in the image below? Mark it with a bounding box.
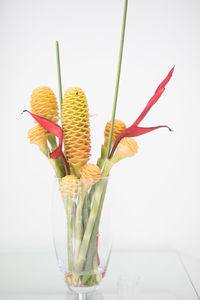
[23,0,174,292]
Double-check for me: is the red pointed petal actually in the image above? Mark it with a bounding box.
[109,125,172,158]
[123,124,172,137]
[134,88,164,126]
[134,66,175,126]
[23,110,63,159]
[155,66,175,94]
[109,67,174,158]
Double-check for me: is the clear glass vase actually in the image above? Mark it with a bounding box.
[52,176,111,298]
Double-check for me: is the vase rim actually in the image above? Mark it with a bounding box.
[55,175,110,181]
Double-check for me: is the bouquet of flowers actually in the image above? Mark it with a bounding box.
[23,0,174,292]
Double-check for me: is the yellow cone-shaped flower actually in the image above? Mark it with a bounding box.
[60,175,79,198]
[28,124,48,150]
[104,119,126,145]
[30,86,59,123]
[80,163,101,189]
[62,87,91,175]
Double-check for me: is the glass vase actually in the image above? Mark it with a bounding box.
[52,176,111,298]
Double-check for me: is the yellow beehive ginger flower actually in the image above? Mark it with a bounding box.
[30,86,59,123]
[115,137,138,159]
[80,163,101,190]
[62,87,91,175]
[27,124,48,150]
[59,175,79,198]
[97,119,126,169]
[102,138,138,176]
[104,119,126,145]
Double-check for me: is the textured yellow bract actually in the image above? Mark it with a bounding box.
[28,124,48,149]
[60,175,79,198]
[80,163,101,188]
[104,120,126,144]
[62,87,91,174]
[117,137,138,158]
[30,86,59,123]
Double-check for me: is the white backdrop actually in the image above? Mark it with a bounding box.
[1,0,200,258]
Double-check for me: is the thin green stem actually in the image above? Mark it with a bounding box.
[56,41,63,112]
[107,0,128,157]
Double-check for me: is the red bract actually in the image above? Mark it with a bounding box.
[109,67,174,158]
[23,110,69,174]
[23,110,63,159]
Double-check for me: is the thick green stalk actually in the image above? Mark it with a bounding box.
[76,160,113,284]
[87,181,107,267]
[66,195,73,273]
[97,144,108,169]
[40,148,65,178]
[82,192,89,233]
[75,160,113,276]
[102,159,114,177]
[75,180,107,273]
[107,0,128,157]
[56,41,63,112]
[46,134,66,177]
[88,185,95,213]
[80,180,108,285]
[47,134,57,150]
[74,189,87,262]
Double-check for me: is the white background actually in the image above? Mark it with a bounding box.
[1,0,200,259]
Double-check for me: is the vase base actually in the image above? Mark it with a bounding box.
[68,284,99,295]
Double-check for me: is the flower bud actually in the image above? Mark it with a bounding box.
[30,86,59,123]
[110,138,138,166]
[116,137,138,158]
[80,163,101,189]
[27,124,48,150]
[104,119,126,145]
[60,175,79,198]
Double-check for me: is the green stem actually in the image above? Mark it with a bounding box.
[56,41,63,112]
[66,195,73,273]
[76,159,113,277]
[74,189,87,262]
[47,134,66,177]
[86,181,107,270]
[40,148,65,178]
[83,192,89,233]
[47,134,57,150]
[88,185,95,215]
[97,144,108,169]
[107,0,128,157]
[102,159,114,177]
[75,180,107,273]
[80,181,108,285]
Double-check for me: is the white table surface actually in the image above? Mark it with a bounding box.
[0,250,199,300]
